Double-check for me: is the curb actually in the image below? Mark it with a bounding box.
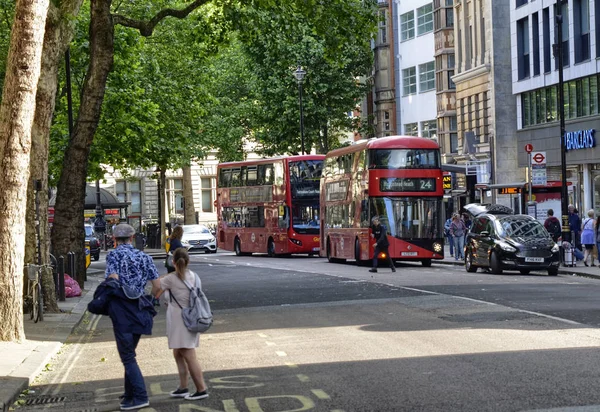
[435,258,600,279]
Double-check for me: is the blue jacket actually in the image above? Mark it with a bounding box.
[88,278,156,335]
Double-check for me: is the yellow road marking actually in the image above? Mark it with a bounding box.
[296,374,310,382]
[285,362,299,368]
[275,351,287,357]
[311,389,331,400]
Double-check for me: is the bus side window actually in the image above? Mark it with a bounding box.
[360,199,369,227]
[278,205,289,229]
[231,168,241,187]
[247,166,258,186]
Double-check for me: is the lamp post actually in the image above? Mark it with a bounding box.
[294,66,306,155]
[553,0,569,244]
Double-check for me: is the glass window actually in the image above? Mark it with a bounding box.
[291,204,320,234]
[289,160,323,200]
[378,9,387,44]
[369,149,441,169]
[401,11,415,41]
[421,120,437,138]
[218,169,231,187]
[547,86,557,122]
[246,166,258,186]
[201,177,215,213]
[446,7,454,27]
[496,216,550,239]
[402,67,417,95]
[591,75,598,114]
[417,3,434,35]
[517,17,530,80]
[419,61,435,92]
[568,81,577,119]
[369,197,443,239]
[404,122,418,136]
[522,93,531,127]
[448,70,455,89]
[450,133,458,153]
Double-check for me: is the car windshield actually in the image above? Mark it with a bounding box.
[183,226,210,234]
[495,217,550,239]
[85,226,93,237]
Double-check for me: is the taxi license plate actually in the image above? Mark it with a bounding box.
[525,257,544,263]
[401,252,418,256]
[312,247,319,252]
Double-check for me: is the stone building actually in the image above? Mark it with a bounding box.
[451,0,524,208]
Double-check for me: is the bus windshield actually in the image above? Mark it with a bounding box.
[370,197,443,239]
[369,149,440,169]
[289,160,323,234]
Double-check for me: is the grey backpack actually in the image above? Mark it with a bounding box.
[170,273,213,333]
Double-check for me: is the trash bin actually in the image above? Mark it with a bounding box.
[134,233,145,251]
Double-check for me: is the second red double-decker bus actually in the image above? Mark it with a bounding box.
[320,136,444,266]
[217,155,324,256]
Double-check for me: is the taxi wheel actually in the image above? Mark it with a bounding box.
[93,253,100,261]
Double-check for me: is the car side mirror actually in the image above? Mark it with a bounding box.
[480,230,490,237]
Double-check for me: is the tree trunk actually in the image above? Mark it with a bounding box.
[26,0,84,314]
[51,0,114,288]
[0,0,49,342]
[183,166,196,224]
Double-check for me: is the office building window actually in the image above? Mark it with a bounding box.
[168,178,184,215]
[556,1,569,67]
[516,0,527,7]
[116,180,142,214]
[404,123,418,136]
[543,8,551,73]
[532,13,540,76]
[201,177,216,213]
[378,9,387,44]
[402,67,417,95]
[446,0,453,5]
[596,0,600,58]
[450,133,458,153]
[417,3,434,35]
[446,7,454,27]
[517,17,530,80]
[574,0,590,63]
[419,61,435,92]
[447,53,455,89]
[401,11,415,41]
[421,120,437,138]
[521,73,600,128]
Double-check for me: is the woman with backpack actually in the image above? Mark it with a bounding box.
[154,247,208,401]
[581,209,596,267]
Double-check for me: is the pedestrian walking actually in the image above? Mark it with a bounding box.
[444,217,454,257]
[596,218,600,270]
[166,226,185,272]
[569,204,582,249]
[450,213,467,261]
[105,224,160,411]
[544,209,562,242]
[369,216,396,273]
[153,248,209,401]
[581,209,596,267]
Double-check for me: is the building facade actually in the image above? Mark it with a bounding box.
[452,0,523,208]
[393,0,438,139]
[511,0,600,216]
[434,0,458,160]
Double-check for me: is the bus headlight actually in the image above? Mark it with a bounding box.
[290,238,303,246]
[433,242,442,253]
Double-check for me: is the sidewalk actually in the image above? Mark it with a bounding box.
[0,273,102,412]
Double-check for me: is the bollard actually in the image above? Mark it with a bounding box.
[58,256,66,302]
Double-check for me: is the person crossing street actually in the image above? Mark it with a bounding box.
[369,216,396,273]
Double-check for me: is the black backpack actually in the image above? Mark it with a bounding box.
[547,219,561,241]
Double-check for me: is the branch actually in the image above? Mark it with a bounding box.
[112,0,209,37]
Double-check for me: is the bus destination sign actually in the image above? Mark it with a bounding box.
[380,177,436,192]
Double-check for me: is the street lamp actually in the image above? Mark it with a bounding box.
[552,0,569,244]
[294,65,306,155]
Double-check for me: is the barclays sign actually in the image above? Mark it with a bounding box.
[565,129,596,151]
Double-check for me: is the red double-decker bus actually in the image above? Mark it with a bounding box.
[320,136,444,267]
[217,155,325,256]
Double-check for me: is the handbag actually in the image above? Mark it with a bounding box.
[165,253,175,272]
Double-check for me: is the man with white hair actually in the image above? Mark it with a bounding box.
[105,223,161,411]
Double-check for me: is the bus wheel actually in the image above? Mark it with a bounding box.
[267,238,276,257]
[355,239,366,266]
[421,259,432,267]
[327,239,335,263]
[234,238,242,256]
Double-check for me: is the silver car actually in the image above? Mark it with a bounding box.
[181,225,217,253]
